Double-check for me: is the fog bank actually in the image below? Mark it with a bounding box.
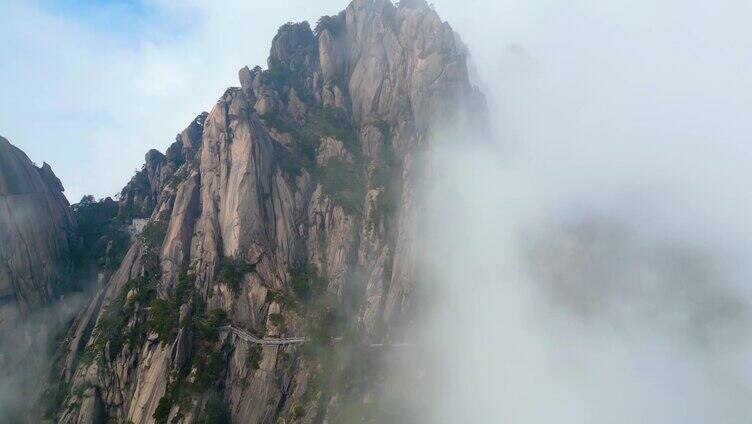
[0,293,87,422]
[409,1,752,422]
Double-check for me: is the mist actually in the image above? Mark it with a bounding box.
[0,291,89,422]
[406,1,752,423]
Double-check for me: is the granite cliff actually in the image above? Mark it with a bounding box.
[0,136,75,328]
[49,1,485,422]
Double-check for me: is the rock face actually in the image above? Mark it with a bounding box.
[0,136,75,327]
[52,1,485,423]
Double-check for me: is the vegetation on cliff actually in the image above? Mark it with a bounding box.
[45,1,484,422]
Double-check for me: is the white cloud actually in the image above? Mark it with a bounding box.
[0,0,346,202]
[409,1,752,422]
[3,0,751,203]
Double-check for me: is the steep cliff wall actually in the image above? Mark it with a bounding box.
[0,136,75,327]
[52,1,484,423]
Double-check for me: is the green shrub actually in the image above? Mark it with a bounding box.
[91,285,139,359]
[272,141,306,178]
[315,15,344,37]
[147,298,179,341]
[320,158,364,215]
[82,204,178,370]
[369,164,390,189]
[192,308,227,343]
[198,393,231,424]
[290,266,327,302]
[71,195,129,279]
[217,257,255,294]
[192,347,227,391]
[145,272,193,342]
[262,109,297,134]
[293,404,307,419]
[152,395,171,424]
[152,303,229,423]
[140,214,169,251]
[268,289,293,307]
[266,58,297,89]
[246,345,262,370]
[167,165,191,190]
[262,105,359,177]
[265,56,315,105]
[268,313,284,327]
[317,107,358,151]
[188,307,229,391]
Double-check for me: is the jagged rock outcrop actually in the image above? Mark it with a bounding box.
[119,114,207,220]
[52,1,485,423]
[0,136,75,327]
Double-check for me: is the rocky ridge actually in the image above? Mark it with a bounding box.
[51,1,485,423]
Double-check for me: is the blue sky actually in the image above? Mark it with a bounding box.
[1,0,751,212]
[47,0,150,20]
[42,0,197,43]
[0,0,513,202]
[0,0,348,201]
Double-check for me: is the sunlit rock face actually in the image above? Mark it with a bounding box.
[0,136,75,328]
[52,1,486,423]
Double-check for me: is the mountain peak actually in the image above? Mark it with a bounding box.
[49,2,486,422]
